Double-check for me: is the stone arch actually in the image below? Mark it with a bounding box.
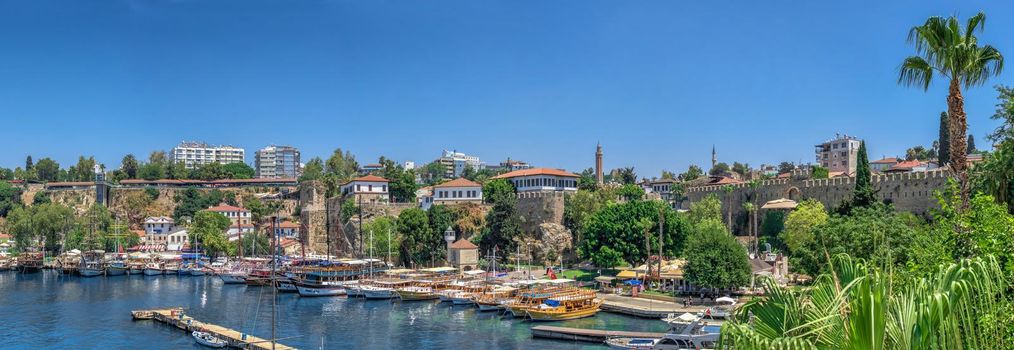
[785,187,801,201]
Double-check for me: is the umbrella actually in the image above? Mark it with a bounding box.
[716,296,736,304]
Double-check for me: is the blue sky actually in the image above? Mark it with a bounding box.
[1,1,1012,178]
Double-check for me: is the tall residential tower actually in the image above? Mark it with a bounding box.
[255,145,301,179]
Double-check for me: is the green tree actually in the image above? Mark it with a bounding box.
[428,205,458,240]
[222,162,255,179]
[363,216,400,264]
[612,167,636,184]
[683,219,750,290]
[477,179,520,259]
[235,231,268,257]
[564,188,615,255]
[616,184,645,201]
[577,168,597,191]
[191,210,232,257]
[899,12,1004,209]
[838,141,877,214]
[0,181,23,217]
[688,194,722,226]
[32,191,50,205]
[376,157,417,203]
[120,154,139,179]
[579,200,690,267]
[938,111,951,165]
[194,162,228,180]
[34,158,60,182]
[719,254,1010,349]
[976,89,1014,211]
[322,148,360,196]
[793,204,920,277]
[397,208,434,267]
[138,162,166,180]
[421,162,446,185]
[709,162,730,176]
[777,162,796,174]
[811,166,829,179]
[299,157,325,182]
[0,167,13,180]
[780,199,829,254]
[68,156,97,182]
[731,162,750,177]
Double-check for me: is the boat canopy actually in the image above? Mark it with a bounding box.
[540,278,575,285]
[462,270,486,276]
[716,296,736,305]
[421,267,458,273]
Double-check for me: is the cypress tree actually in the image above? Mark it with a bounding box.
[838,141,877,214]
[967,135,977,154]
[938,112,950,165]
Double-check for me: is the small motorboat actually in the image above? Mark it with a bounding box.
[605,337,662,349]
[192,331,228,348]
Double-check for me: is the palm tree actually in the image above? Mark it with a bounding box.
[899,12,1003,209]
[718,254,1010,349]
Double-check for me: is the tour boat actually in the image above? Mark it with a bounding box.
[106,261,128,276]
[523,291,602,321]
[16,252,44,274]
[57,250,81,275]
[362,285,399,299]
[219,272,247,284]
[296,282,347,297]
[192,331,228,348]
[143,262,163,276]
[474,287,516,311]
[397,285,440,301]
[607,312,719,349]
[78,250,106,277]
[244,269,274,286]
[450,291,476,305]
[345,282,365,297]
[162,262,181,275]
[277,280,299,293]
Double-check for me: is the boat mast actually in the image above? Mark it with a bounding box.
[270,215,277,350]
[386,227,391,267]
[368,229,374,279]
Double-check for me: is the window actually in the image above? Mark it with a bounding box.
[368,185,373,191]
[356,184,361,191]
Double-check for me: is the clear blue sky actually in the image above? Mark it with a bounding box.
[1,1,1012,178]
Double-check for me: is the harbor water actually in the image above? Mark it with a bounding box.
[0,271,670,349]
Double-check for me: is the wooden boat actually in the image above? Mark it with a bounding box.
[363,280,407,299]
[296,281,347,297]
[397,285,440,301]
[16,252,44,274]
[474,286,516,311]
[192,331,228,348]
[162,262,181,275]
[0,258,9,271]
[522,290,602,321]
[219,271,247,284]
[245,269,274,286]
[78,250,106,277]
[57,250,81,275]
[106,254,129,276]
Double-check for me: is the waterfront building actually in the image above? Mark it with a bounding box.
[814,134,862,175]
[340,175,390,204]
[254,145,301,179]
[274,220,300,239]
[170,141,245,169]
[448,239,479,270]
[492,167,579,192]
[143,216,175,235]
[436,150,483,178]
[206,205,251,226]
[166,229,189,251]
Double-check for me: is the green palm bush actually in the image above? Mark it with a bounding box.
[719,254,1010,349]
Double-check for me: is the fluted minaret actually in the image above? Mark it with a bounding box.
[711,145,717,169]
[595,142,604,185]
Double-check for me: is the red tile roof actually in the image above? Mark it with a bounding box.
[280,238,301,248]
[449,239,478,249]
[206,204,248,212]
[433,178,482,188]
[491,167,578,179]
[888,160,922,171]
[707,176,743,185]
[345,175,389,184]
[276,221,300,229]
[871,157,900,164]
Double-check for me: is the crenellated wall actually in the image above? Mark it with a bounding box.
[684,169,952,234]
[515,191,568,234]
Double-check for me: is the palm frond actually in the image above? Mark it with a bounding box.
[898,56,934,90]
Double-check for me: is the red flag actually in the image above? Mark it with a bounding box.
[546,267,557,280]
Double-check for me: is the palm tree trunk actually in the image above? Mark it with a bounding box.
[947,78,970,209]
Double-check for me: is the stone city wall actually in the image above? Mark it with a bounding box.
[684,169,952,234]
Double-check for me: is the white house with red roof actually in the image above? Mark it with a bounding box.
[492,167,579,192]
[273,220,301,239]
[421,178,483,209]
[206,204,251,225]
[143,216,175,235]
[341,175,390,204]
[870,157,901,172]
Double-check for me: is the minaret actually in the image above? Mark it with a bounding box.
[711,145,717,169]
[595,142,604,186]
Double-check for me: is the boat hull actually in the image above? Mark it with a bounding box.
[188,269,206,276]
[297,285,346,297]
[79,268,104,277]
[363,289,397,299]
[397,290,439,301]
[524,307,601,321]
[143,268,163,276]
[476,302,503,311]
[220,274,247,284]
[128,268,143,275]
[17,266,42,274]
[277,282,298,293]
[346,286,364,297]
[106,266,128,276]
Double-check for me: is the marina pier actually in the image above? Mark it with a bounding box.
[131,308,297,350]
[531,326,664,343]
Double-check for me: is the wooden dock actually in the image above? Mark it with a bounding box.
[531,325,663,343]
[131,308,298,350]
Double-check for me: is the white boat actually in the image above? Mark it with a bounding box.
[607,313,719,350]
[297,284,346,297]
[698,296,736,319]
[605,337,662,349]
[277,281,298,293]
[220,272,247,284]
[346,284,364,297]
[143,262,163,276]
[450,291,475,305]
[192,331,227,348]
[361,285,397,299]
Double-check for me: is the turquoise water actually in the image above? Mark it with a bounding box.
[0,271,669,349]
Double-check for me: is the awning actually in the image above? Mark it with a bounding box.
[594,276,617,283]
[616,270,640,279]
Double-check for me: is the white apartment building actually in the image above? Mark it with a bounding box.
[814,134,862,175]
[170,141,245,169]
[206,205,252,225]
[255,145,301,179]
[340,175,390,204]
[437,150,483,178]
[144,217,176,235]
[492,168,578,192]
[421,178,483,209]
